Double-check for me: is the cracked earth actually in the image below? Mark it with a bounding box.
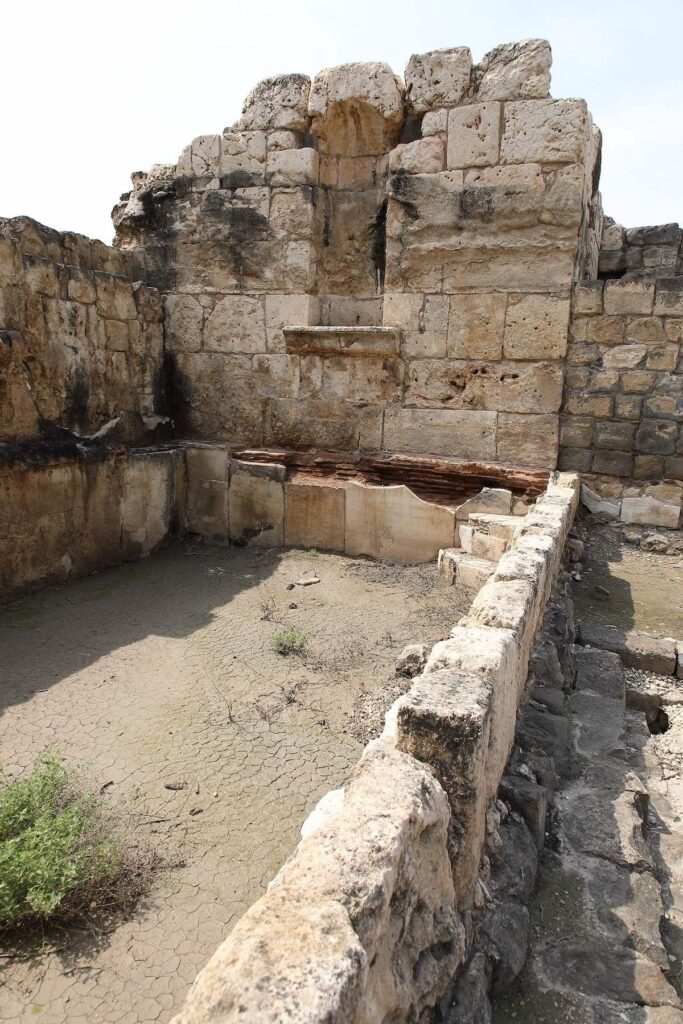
[0,543,468,1024]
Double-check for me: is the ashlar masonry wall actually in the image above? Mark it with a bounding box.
[113,41,600,470]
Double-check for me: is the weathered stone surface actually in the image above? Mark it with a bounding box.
[604,280,655,316]
[404,359,564,414]
[496,412,559,470]
[405,48,472,112]
[284,478,345,551]
[309,62,404,156]
[475,39,552,101]
[240,74,311,132]
[503,294,570,361]
[621,494,681,529]
[578,625,677,675]
[383,408,497,459]
[204,295,266,353]
[447,103,501,169]
[228,461,285,546]
[448,293,506,360]
[500,99,590,165]
[345,482,456,562]
[395,643,429,678]
[388,137,445,175]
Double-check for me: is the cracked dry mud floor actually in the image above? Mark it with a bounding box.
[0,543,469,1024]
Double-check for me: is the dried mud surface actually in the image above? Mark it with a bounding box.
[0,543,469,1024]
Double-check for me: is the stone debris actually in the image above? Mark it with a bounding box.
[395,643,428,678]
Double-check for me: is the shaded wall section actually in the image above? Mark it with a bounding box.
[0,218,166,443]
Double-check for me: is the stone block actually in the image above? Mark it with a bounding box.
[475,39,552,101]
[267,398,382,452]
[614,394,643,421]
[265,293,318,352]
[455,488,513,520]
[405,359,563,414]
[421,108,448,137]
[383,292,449,359]
[621,494,681,529]
[468,578,538,661]
[447,103,501,169]
[573,282,604,316]
[405,48,472,112]
[601,344,647,369]
[593,420,636,452]
[395,668,491,899]
[496,413,559,469]
[591,450,632,478]
[646,344,679,371]
[579,625,677,675]
[620,370,656,395]
[240,73,311,132]
[603,280,655,316]
[185,446,229,536]
[470,531,508,561]
[266,148,319,185]
[344,482,456,563]
[284,479,345,551]
[635,419,678,455]
[205,295,266,354]
[383,407,497,460]
[654,278,683,316]
[559,447,592,472]
[164,293,204,353]
[426,625,521,798]
[500,100,590,165]
[447,292,506,360]
[309,62,405,156]
[624,316,666,345]
[388,137,445,174]
[95,275,137,320]
[560,415,593,448]
[190,135,220,177]
[580,484,621,518]
[633,455,664,480]
[563,392,613,418]
[664,455,683,480]
[503,294,570,360]
[438,549,497,591]
[228,461,285,547]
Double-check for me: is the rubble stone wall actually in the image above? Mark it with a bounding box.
[0,218,166,443]
[113,42,600,470]
[561,277,683,527]
[171,472,579,1024]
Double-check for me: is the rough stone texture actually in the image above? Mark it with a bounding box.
[474,39,552,102]
[562,276,683,516]
[103,42,603,469]
[0,448,183,598]
[405,47,472,112]
[0,218,165,443]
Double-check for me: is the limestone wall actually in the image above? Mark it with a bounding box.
[0,218,166,443]
[561,278,683,527]
[0,448,184,599]
[114,42,599,469]
[171,472,580,1024]
[599,218,683,280]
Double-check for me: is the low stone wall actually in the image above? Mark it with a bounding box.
[171,472,580,1024]
[561,277,683,527]
[183,445,534,562]
[0,217,166,443]
[0,447,184,599]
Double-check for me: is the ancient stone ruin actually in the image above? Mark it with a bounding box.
[1,38,682,1024]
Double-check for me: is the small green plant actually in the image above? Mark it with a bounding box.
[272,627,308,656]
[305,548,319,558]
[0,751,152,931]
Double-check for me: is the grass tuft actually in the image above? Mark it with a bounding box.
[272,628,308,656]
[0,751,154,932]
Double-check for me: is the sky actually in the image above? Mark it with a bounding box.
[3,0,681,243]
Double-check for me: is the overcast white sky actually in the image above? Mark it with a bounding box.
[3,0,681,243]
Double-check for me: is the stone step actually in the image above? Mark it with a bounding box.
[458,523,509,561]
[438,548,496,591]
[577,624,678,676]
